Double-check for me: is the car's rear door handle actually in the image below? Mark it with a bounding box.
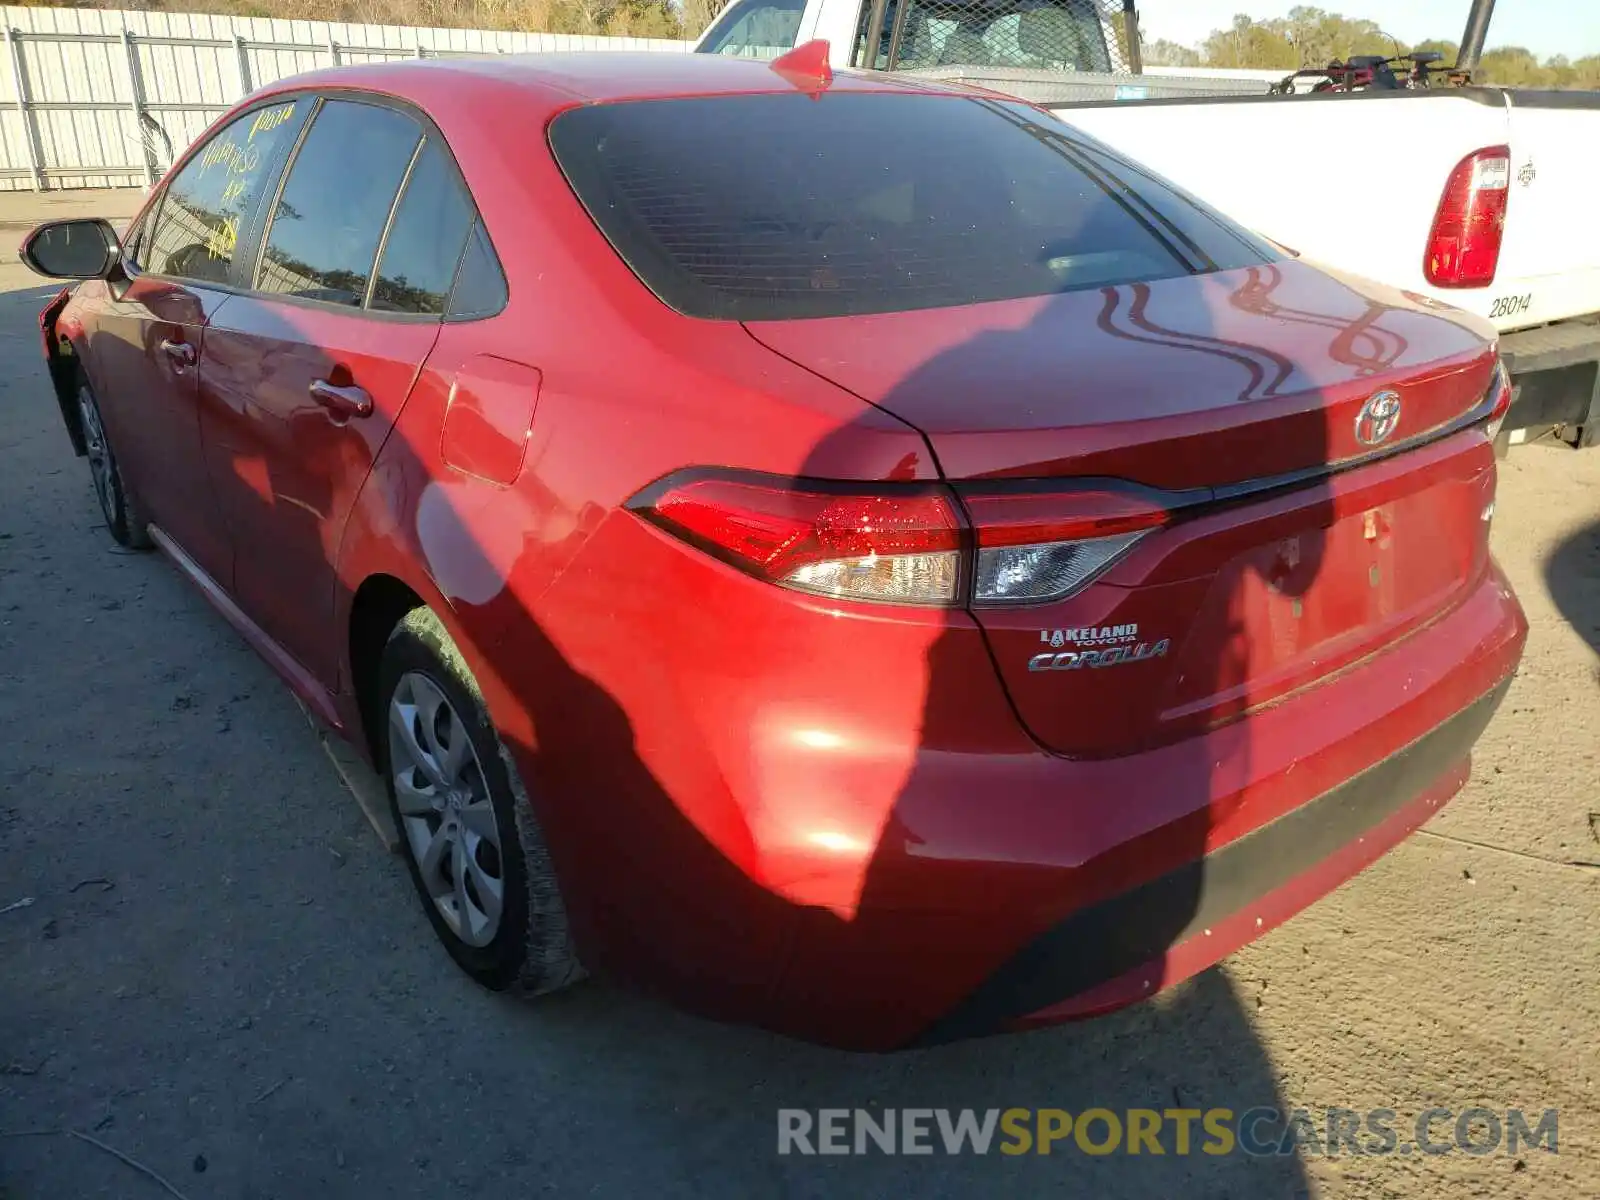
[309,377,373,420]
[159,338,196,368]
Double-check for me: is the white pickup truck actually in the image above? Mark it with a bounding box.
[695,0,1600,446]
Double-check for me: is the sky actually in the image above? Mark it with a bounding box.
[1136,1,1600,59]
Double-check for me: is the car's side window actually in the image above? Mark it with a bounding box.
[445,221,509,320]
[144,100,304,286]
[255,99,422,307]
[120,211,148,266]
[370,138,474,315]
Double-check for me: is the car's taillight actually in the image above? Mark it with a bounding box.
[1424,146,1510,288]
[1484,357,1513,439]
[633,475,964,605]
[631,472,1173,608]
[962,489,1168,606]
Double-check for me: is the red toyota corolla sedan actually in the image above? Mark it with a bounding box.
[22,48,1526,1050]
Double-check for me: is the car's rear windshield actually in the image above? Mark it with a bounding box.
[547,92,1279,321]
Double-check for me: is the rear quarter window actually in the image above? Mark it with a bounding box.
[371,137,475,315]
[549,92,1278,321]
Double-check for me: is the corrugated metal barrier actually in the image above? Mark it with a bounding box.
[0,5,693,191]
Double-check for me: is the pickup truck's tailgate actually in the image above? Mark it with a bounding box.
[1494,93,1600,331]
[1054,92,1507,308]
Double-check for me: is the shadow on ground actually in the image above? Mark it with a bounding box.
[1545,517,1600,674]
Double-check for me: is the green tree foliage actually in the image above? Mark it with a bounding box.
[1412,38,1460,61]
[1142,37,1200,67]
[1201,6,1397,69]
[1181,7,1597,89]
[23,0,713,40]
[1475,45,1600,88]
[1202,14,1296,69]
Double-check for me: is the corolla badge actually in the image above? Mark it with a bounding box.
[1354,390,1402,446]
[1029,624,1170,672]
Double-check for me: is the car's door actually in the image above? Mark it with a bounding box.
[199,96,478,688]
[85,97,309,586]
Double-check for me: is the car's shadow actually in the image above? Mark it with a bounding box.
[488,967,1303,1195]
[1545,515,1600,676]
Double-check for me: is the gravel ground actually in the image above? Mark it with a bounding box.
[0,194,1596,1199]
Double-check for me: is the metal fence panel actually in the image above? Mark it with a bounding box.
[0,4,696,190]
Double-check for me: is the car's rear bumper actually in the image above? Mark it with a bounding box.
[1500,318,1600,443]
[922,677,1506,1045]
[752,560,1526,1050]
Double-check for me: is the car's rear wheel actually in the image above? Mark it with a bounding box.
[76,375,150,549]
[378,607,583,995]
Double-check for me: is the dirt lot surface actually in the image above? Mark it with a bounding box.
[1,191,1597,1199]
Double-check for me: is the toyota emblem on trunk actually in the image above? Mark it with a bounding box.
[1355,390,1402,446]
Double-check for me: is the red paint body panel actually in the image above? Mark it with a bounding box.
[81,273,237,585]
[37,54,1529,1050]
[199,296,440,688]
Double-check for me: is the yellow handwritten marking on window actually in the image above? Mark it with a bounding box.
[205,215,239,261]
[199,138,245,178]
[248,104,294,142]
[194,104,292,182]
[220,177,246,207]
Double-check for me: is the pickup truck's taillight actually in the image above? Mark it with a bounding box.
[1424,145,1510,288]
[630,472,1171,608]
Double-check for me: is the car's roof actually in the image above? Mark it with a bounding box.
[255,50,976,113]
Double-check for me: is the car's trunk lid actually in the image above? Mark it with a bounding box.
[743,260,1496,488]
[746,261,1502,757]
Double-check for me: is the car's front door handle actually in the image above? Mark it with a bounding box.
[309,378,373,420]
[159,338,196,368]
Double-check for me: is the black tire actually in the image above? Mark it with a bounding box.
[75,372,152,550]
[378,607,584,995]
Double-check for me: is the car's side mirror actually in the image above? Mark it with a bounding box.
[19,218,123,281]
